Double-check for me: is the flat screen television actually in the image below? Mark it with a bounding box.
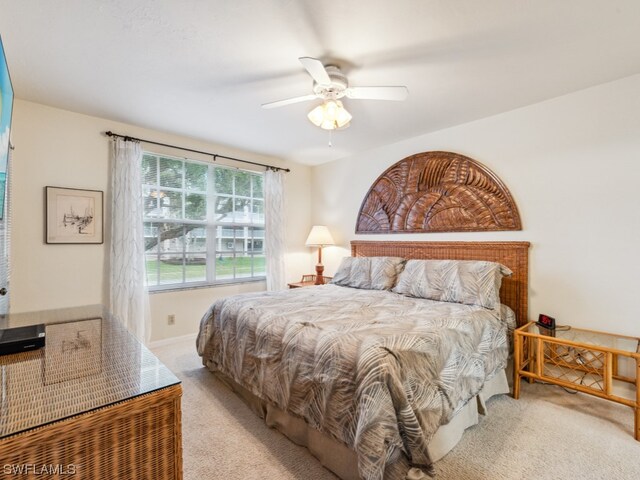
[0,35,14,221]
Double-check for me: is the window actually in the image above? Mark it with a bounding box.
[142,153,265,289]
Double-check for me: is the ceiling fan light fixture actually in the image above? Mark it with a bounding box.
[307,100,352,130]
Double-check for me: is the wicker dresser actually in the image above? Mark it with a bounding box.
[0,305,182,479]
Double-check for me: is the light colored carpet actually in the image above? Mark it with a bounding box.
[153,338,640,479]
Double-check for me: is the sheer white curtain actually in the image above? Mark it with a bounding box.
[110,138,150,343]
[264,169,286,291]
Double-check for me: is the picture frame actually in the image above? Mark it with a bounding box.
[0,35,14,221]
[45,186,104,244]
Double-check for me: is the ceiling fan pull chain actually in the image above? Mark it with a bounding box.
[328,129,333,147]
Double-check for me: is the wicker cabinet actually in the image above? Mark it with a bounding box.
[0,306,183,479]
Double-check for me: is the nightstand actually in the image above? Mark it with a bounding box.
[514,322,640,440]
[288,275,333,288]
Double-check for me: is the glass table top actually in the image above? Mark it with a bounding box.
[0,305,180,438]
[522,323,640,355]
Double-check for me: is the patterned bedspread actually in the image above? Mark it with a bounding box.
[196,285,514,479]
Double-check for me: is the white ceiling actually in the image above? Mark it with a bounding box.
[1,0,639,165]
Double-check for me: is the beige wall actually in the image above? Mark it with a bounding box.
[311,74,640,337]
[10,100,312,341]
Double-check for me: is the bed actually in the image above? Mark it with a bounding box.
[197,241,530,479]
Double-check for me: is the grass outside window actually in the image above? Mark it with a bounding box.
[146,256,266,285]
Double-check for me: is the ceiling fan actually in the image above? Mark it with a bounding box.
[261,57,408,130]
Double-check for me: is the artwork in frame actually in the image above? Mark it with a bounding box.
[0,35,14,220]
[45,186,104,244]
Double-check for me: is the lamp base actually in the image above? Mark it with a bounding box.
[314,264,325,285]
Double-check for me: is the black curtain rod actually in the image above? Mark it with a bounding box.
[104,131,290,172]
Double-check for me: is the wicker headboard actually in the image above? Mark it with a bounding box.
[351,241,530,326]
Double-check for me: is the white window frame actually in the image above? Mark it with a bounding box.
[142,152,266,291]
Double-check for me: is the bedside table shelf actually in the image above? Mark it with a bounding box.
[288,275,332,288]
[514,322,640,440]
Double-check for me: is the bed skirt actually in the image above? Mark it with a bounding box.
[205,360,509,479]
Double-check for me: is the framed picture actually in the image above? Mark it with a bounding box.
[0,35,14,221]
[45,186,104,244]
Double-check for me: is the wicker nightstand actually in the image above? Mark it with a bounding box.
[288,274,332,288]
[514,322,640,441]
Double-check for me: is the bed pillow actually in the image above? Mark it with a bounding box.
[331,256,406,290]
[392,259,512,310]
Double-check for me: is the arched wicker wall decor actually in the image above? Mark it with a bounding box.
[356,151,521,233]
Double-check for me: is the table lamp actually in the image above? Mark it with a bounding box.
[305,225,335,285]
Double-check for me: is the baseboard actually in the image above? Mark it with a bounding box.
[148,332,197,349]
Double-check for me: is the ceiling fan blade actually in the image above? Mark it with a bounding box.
[261,94,318,109]
[345,86,409,101]
[299,57,331,86]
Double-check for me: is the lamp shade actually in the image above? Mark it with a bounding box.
[305,225,335,246]
[307,100,352,130]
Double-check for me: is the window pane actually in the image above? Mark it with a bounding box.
[154,223,186,254]
[215,195,233,222]
[142,155,158,185]
[144,222,159,253]
[159,190,183,219]
[252,200,264,224]
[185,226,207,252]
[227,226,246,252]
[253,255,266,276]
[185,193,206,221]
[219,226,235,238]
[145,254,159,286]
[248,238,264,254]
[253,227,265,239]
[215,253,234,280]
[252,175,263,197]
[144,224,207,286]
[159,255,185,285]
[159,157,183,188]
[214,168,233,194]
[185,254,206,282]
[143,187,161,218]
[185,162,207,191]
[217,226,234,253]
[235,171,251,197]
[235,253,253,278]
[234,198,251,223]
